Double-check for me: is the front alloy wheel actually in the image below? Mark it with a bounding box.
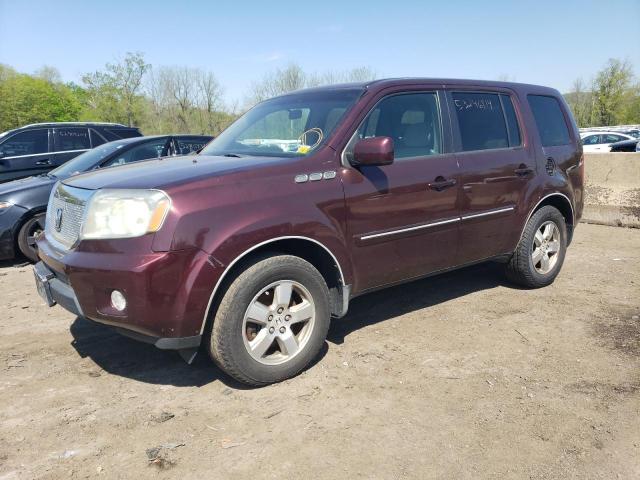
[208,254,331,386]
[242,280,316,365]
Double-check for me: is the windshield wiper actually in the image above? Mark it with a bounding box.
[222,153,243,158]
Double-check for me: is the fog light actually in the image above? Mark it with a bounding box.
[111,290,127,311]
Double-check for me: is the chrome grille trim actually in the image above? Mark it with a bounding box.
[46,183,93,250]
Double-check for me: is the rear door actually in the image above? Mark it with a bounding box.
[0,128,52,182]
[52,127,92,166]
[341,89,460,292]
[449,90,535,264]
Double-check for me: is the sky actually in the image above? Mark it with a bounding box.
[1,0,639,105]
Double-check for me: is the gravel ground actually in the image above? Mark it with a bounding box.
[0,223,638,480]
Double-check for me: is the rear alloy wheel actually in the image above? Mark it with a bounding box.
[506,205,567,288]
[531,221,561,274]
[208,255,330,386]
[17,213,46,262]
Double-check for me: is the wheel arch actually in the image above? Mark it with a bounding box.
[199,236,350,336]
[14,207,47,254]
[521,192,575,245]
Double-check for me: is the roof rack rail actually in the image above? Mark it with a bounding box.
[21,122,130,128]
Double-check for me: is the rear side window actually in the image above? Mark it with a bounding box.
[90,129,106,147]
[527,95,570,147]
[175,137,210,154]
[452,92,509,151]
[1,129,49,156]
[55,128,91,151]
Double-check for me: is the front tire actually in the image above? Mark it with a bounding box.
[506,205,567,288]
[208,255,331,386]
[17,213,45,263]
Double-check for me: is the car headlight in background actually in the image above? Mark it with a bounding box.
[0,201,13,214]
[81,189,171,240]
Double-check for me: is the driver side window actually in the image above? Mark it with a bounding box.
[348,93,442,161]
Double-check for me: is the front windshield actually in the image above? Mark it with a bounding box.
[201,88,363,158]
[50,142,124,177]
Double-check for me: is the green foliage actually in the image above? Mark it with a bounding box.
[0,56,371,136]
[565,58,640,128]
[0,65,81,131]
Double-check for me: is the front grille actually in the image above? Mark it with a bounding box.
[46,183,93,249]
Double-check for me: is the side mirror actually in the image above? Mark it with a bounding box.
[352,137,394,166]
[0,151,5,159]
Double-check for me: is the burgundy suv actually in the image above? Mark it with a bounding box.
[34,79,584,386]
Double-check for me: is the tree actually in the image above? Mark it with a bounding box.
[143,66,231,135]
[0,73,81,131]
[565,78,593,127]
[246,62,376,107]
[82,52,150,126]
[590,59,634,126]
[34,66,62,84]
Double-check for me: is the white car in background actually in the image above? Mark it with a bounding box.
[580,131,635,152]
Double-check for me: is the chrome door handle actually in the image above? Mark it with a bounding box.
[35,160,51,166]
[514,166,533,176]
[428,177,457,191]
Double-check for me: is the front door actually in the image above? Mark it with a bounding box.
[449,90,535,264]
[0,128,52,183]
[341,91,460,293]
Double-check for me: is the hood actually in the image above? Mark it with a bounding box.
[63,154,289,191]
[0,175,55,198]
[0,175,56,209]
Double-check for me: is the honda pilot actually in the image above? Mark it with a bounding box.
[34,79,584,386]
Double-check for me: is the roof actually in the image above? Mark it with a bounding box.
[273,77,560,100]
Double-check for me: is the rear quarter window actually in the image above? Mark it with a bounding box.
[527,95,571,147]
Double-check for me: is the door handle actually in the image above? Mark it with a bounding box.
[514,165,533,177]
[428,177,457,191]
[35,160,51,166]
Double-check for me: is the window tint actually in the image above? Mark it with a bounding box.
[1,129,48,156]
[500,94,521,146]
[55,128,90,151]
[90,129,106,147]
[527,95,571,147]
[452,92,508,151]
[582,135,601,145]
[106,128,140,139]
[353,93,442,159]
[174,137,210,155]
[603,134,625,143]
[102,139,168,167]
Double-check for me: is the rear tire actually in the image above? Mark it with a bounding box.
[506,205,567,288]
[17,213,46,263]
[208,254,331,386]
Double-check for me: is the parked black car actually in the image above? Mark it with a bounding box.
[609,138,639,152]
[0,134,212,261]
[0,122,143,183]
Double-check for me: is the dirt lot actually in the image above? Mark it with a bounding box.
[0,223,638,480]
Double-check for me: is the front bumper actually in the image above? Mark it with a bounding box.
[35,235,221,349]
[34,259,204,351]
